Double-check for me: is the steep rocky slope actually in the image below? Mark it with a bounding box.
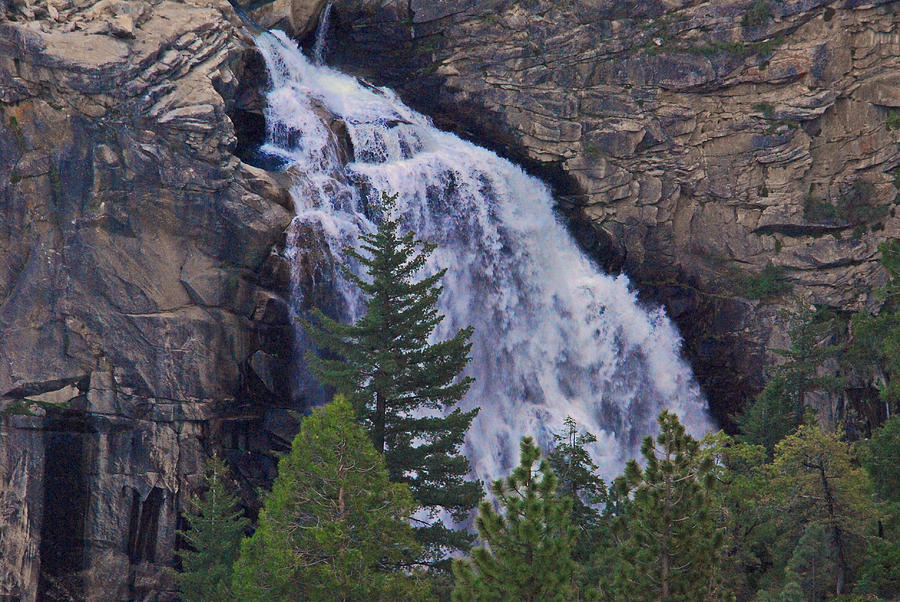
[327,0,900,425]
[0,0,897,598]
[0,0,324,598]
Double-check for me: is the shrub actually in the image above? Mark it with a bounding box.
[734,263,792,299]
[742,0,772,27]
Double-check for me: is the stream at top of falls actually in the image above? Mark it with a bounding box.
[254,29,712,486]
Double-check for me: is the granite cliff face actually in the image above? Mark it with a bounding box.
[327,0,900,425]
[0,0,325,598]
[0,0,897,598]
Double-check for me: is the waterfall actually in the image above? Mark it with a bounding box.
[311,2,333,66]
[255,30,712,485]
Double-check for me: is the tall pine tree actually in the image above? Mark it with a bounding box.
[174,453,249,602]
[606,411,725,601]
[300,192,481,560]
[547,417,606,565]
[770,425,875,597]
[452,437,577,601]
[231,398,431,601]
[738,304,845,454]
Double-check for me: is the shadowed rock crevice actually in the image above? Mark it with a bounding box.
[37,413,89,602]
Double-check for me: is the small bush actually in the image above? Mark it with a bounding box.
[742,0,772,27]
[2,400,35,416]
[887,111,900,131]
[734,263,792,299]
[803,180,887,230]
[8,116,25,151]
[803,193,841,223]
[753,103,775,117]
[840,180,888,226]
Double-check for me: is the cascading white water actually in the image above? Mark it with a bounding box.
[256,30,712,484]
[311,2,332,66]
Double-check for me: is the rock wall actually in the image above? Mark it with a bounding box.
[0,0,897,597]
[327,0,900,425]
[232,0,328,39]
[0,1,318,598]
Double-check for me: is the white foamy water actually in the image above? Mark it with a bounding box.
[255,30,712,485]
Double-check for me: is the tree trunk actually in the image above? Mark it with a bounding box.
[818,463,848,595]
[661,455,672,601]
[374,390,385,454]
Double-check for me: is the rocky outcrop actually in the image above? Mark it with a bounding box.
[0,1,305,598]
[328,0,900,424]
[0,0,895,597]
[233,0,328,39]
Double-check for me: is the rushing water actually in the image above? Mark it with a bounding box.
[311,2,332,66]
[255,30,712,484]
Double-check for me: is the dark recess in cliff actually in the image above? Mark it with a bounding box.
[38,411,89,601]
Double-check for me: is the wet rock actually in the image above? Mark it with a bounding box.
[233,0,329,39]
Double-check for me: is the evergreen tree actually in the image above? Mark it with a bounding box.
[845,240,900,426]
[702,432,777,600]
[606,411,725,601]
[174,453,249,602]
[546,417,606,565]
[735,376,796,457]
[738,304,844,453]
[856,416,900,598]
[452,437,576,601]
[780,523,835,600]
[862,415,900,503]
[855,501,900,599]
[770,425,875,597]
[300,192,481,559]
[231,398,431,601]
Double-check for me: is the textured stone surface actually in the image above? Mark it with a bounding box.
[0,1,300,598]
[328,0,900,424]
[233,0,328,39]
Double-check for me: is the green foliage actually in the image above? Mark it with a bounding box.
[300,192,482,560]
[844,241,900,417]
[547,417,606,567]
[1,397,72,417]
[743,304,845,448]
[604,411,725,601]
[452,437,576,601]
[1,399,35,416]
[861,416,900,503]
[781,522,837,600]
[8,116,25,151]
[742,0,773,27]
[175,454,249,602]
[232,398,431,601]
[702,433,775,599]
[803,180,887,231]
[887,110,900,131]
[803,192,842,223]
[855,502,900,598]
[770,425,876,598]
[733,262,792,300]
[736,376,797,456]
[754,102,775,118]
